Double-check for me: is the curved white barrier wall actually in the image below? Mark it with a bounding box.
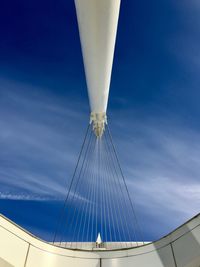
[0,213,200,267]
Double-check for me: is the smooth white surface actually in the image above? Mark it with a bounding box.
[26,246,99,267]
[103,245,176,267]
[0,226,29,267]
[0,214,200,266]
[75,0,121,114]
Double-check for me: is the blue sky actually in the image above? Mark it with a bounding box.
[0,0,200,242]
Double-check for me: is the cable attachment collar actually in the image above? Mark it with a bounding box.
[90,112,107,138]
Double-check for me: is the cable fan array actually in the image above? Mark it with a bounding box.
[53,124,143,249]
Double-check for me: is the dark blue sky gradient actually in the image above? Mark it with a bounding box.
[0,0,200,242]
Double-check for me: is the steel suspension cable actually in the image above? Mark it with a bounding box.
[81,136,97,246]
[104,131,128,246]
[69,131,94,245]
[64,130,95,247]
[104,129,138,245]
[100,138,112,242]
[52,124,91,244]
[60,129,93,245]
[76,137,96,245]
[107,124,145,244]
[103,135,122,244]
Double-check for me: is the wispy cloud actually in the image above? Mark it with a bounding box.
[107,111,200,237]
[0,78,88,201]
[0,191,55,201]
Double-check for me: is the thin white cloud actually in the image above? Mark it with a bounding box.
[109,112,200,237]
[0,191,54,201]
[0,78,88,201]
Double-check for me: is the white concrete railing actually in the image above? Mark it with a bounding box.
[0,213,200,267]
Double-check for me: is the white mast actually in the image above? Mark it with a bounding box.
[75,0,121,137]
[96,233,102,245]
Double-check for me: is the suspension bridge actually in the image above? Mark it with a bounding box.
[0,0,200,266]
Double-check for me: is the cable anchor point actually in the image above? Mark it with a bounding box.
[90,112,107,138]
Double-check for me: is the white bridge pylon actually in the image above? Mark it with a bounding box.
[75,0,121,137]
